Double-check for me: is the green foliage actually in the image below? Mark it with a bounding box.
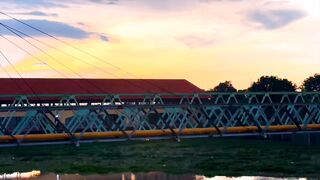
[209,81,237,92]
[248,76,296,92]
[302,74,320,92]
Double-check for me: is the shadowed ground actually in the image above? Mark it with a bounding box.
[0,138,319,177]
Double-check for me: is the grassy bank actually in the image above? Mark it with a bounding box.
[0,138,320,177]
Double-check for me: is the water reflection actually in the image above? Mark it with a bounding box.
[35,172,307,180]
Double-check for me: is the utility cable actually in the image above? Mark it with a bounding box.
[0,22,162,94]
[0,23,102,94]
[0,11,180,95]
[0,24,158,96]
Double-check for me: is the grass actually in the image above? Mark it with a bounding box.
[0,138,320,177]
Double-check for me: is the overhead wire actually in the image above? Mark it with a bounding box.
[0,23,161,97]
[0,50,38,96]
[0,50,24,91]
[0,11,180,95]
[0,52,14,78]
[0,11,134,76]
[0,33,98,94]
[0,25,94,98]
[0,23,103,94]
[0,22,163,95]
[0,23,116,78]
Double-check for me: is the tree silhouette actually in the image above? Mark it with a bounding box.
[209,81,237,92]
[248,76,296,92]
[302,74,320,91]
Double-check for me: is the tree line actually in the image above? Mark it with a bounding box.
[208,74,320,92]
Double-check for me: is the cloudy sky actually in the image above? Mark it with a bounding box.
[0,0,319,90]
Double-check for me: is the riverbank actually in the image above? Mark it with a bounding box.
[0,138,319,177]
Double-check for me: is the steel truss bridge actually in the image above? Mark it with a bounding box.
[1,92,320,146]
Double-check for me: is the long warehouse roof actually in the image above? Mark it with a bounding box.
[0,78,204,95]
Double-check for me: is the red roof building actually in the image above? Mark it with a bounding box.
[0,78,204,95]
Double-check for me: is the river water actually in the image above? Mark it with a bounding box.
[34,172,307,180]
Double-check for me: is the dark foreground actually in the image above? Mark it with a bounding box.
[0,138,319,177]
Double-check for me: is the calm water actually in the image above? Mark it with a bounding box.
[34,172,307,180]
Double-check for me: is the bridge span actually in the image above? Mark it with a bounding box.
[1,91,320,146]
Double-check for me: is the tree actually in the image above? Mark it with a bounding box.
[248,76,296,92]
[209,81,237,92]
[302,74,320,92]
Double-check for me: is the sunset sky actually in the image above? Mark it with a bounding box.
[0,0,319,90]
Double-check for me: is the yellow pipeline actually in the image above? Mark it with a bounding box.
[1,124,320,142]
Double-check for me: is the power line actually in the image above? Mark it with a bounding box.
[0,50,38,95]
[0,24,154,94]
[0,11,136,78]
[0,11,178,95]
[0,31,67,77]
[0,23,166,94]
[0,53,14,78]
[0,23,103,94]
[0,33,99,95]
[0,23,116,78]
[0,11,127,74]
[0,50,25,93]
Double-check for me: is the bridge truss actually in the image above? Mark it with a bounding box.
[1,92,320,146]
